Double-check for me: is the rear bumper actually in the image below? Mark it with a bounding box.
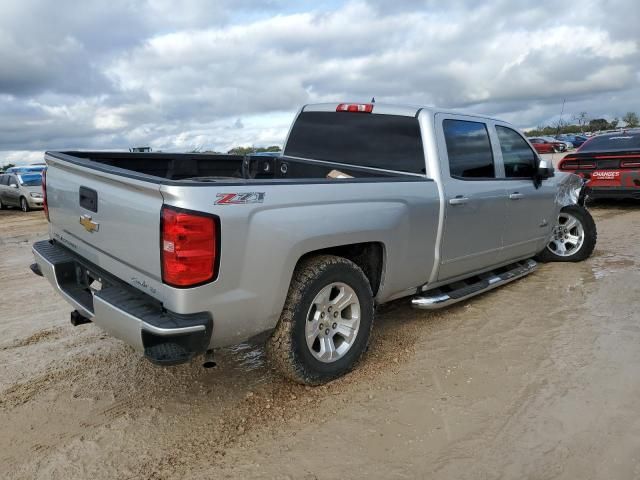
[586,187,640,200]
[32,240,212,365]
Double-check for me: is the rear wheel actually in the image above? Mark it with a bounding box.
[266,255,374,385]
[20,197,30,212]
[537,205,596,262]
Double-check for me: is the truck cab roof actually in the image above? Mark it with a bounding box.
[301,102,504,123]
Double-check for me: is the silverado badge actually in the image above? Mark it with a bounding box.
[79,214,99,233]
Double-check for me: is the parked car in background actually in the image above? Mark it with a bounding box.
[556,134,587,148]
[0,172,44,211]
[250,151,282,157]
[558,129,640,199]
[540,136,571,151]
[529,137,565,154]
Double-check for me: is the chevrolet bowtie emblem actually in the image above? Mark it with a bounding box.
[79,214,99,233]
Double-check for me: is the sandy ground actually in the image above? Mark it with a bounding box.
[2,198,640,480]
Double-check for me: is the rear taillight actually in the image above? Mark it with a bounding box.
[161,206,219,287]
[42,168,49,221]
[559,159,595,170]
[621,159,640,168]
[336,103,374,113]
[559,160,578,170]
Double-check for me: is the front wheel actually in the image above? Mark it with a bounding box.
[20,197,30,212]
[266,255,374,385]
[0,198,6,210]
[536,205,596,262]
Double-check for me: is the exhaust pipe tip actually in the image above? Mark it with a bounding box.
[202,349,217,369]
[30,263,43,277]
[70,310,92,326]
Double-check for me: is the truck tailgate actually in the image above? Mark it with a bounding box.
[46,158,164,280]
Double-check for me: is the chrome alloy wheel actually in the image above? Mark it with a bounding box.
[305,282,361,363]
[547,211,585,257]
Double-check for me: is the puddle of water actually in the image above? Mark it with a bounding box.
[221,342,266,372]
[590,251,637,279]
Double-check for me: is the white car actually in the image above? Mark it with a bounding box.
[0,172,44,211]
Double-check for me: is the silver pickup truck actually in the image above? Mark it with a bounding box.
[31,102,596,385]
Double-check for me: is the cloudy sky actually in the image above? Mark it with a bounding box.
[1,0,639,165]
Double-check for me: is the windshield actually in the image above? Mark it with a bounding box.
[18,174,42,186]
[580,132,640,153]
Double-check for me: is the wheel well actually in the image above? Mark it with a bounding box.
[297,242,384,296]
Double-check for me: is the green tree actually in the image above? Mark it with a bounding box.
[574,111,589,131]
[588,118,611,132]
[622,112,639,128]
[0,163,15,171]
[227,145,282,155]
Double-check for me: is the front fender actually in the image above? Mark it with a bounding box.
[555,172,586,207]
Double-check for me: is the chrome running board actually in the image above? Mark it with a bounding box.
[412,259,537,310]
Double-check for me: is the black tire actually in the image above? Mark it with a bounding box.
[536,204,596,262]
[266,255,374,385]
[0,198,6,210]
[20,197,30,212]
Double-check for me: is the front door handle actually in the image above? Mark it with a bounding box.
[449,196,469,205]
[509,192,524,200]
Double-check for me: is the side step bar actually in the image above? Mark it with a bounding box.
[412,259,537,310]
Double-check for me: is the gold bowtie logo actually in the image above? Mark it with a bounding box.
[79,214,99,233]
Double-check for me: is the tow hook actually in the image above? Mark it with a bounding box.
[202,349,217,369]
[70,310,92,326]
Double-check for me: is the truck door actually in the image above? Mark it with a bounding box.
[492,124,557,260]
[435,115,507,281]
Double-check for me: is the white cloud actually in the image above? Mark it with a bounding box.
[1,151,44,166]
[0,0,639,164]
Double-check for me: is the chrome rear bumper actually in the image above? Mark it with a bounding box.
[32,240,212,365]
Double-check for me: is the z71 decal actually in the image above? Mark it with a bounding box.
[215,192,265,205]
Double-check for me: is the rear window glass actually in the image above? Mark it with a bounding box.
[580,132,640,152]
[284,111,425,173]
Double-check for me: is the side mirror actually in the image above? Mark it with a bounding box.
[9,183,18,188]
[536,159,554,179]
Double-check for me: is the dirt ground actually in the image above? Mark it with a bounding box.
[2,197,640,480]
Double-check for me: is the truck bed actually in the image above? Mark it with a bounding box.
[47,151,415,185]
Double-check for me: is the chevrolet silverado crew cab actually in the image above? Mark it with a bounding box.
[31,102,597,385]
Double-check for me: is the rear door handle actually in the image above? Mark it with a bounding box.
[509,192,524,200]
[449,196,469,205]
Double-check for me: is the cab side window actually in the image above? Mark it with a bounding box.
[443,119,495,179]
[496,126,537,178]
